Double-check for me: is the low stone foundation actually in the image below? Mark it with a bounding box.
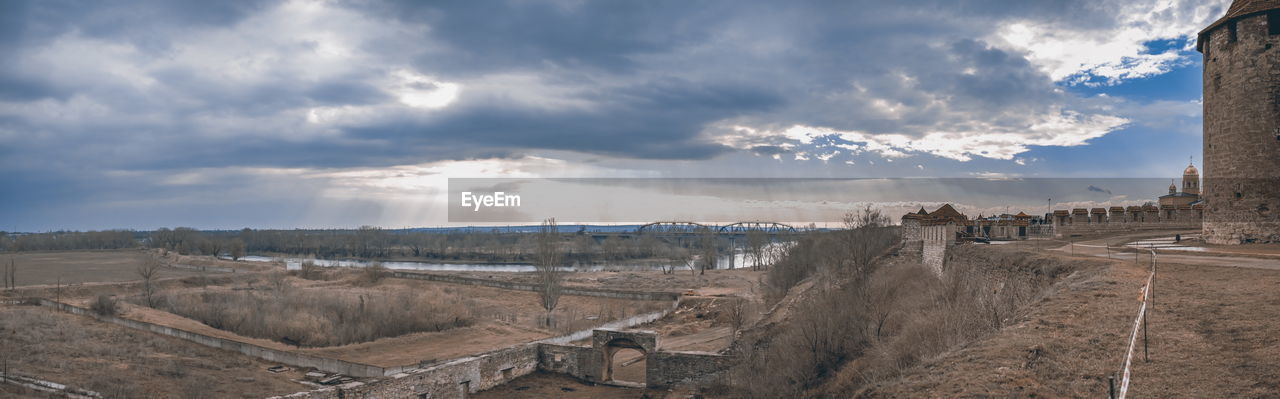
[273,330,732,399]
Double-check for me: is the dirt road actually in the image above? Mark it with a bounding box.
[1054,237,1280,270]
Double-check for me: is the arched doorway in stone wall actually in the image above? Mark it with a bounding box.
[603,337,648,386]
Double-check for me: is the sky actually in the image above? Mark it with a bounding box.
[0,0,1232,231]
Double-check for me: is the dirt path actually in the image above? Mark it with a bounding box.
[659,326,733,352]
[474,371,643,399]
[1124,261,1280,396]
[1055,237,1280,270]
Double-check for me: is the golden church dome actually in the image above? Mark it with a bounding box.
[1184,163,1198,176]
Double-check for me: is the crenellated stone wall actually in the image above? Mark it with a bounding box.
[1049,206,1202,237]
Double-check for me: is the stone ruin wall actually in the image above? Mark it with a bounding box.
[272,344,542,399]
[263,329,731,399]
[920,224,951,275]
[1200,11,1280,244]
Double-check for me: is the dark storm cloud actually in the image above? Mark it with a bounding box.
[347,78,784,160]
[364,1,728,75]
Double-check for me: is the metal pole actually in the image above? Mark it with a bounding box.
[1143,309,1149,362]
[1152,255,1156,308]
[1109,375,1116,399]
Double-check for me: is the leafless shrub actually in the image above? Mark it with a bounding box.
[90,294,119,317]
[298,258,320,280]
[157,359,187,378]
[357,261,388,286]
[733,245,1071,398]
[143,288,473,347]
[180,376,216,399]
[86,372,145,398]
[266,271,289,295]
[725,299,756,333]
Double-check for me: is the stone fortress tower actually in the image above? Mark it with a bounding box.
[1197,0,1280,244]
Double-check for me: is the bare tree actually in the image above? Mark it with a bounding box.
[228,238,246,261]
[137,254,164,307]
[4,256,12,290]
[662,246,691,275]
[745,229,768,271]
[840,206,898,277]
[534,218,563,328]
[843,204,891,229]
[5,255,16,290]
[697,227,717,275]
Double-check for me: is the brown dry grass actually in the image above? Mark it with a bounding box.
[139,282,473,347]
[0,306,305,398]
[855,251,1128,397]
[474,371,643,399]
[1125,261,1280,397]
[73,270,671,367]
[726,243,1102,398]
[861,251,1280,398]
[443,267,766,298]
[2,250,209,287]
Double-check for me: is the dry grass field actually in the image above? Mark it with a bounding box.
[863,246,1280,397]
[64,268,674,368]
[0,306,306,398]
[449,267,766,298]
[2,250,212,287]
[0,250,738,397]
[858,253,1137,397]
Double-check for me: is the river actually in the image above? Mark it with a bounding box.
[235,246,782,273]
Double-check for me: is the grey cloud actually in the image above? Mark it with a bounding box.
[0,0,1199,172]
[0,0,1229,230]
